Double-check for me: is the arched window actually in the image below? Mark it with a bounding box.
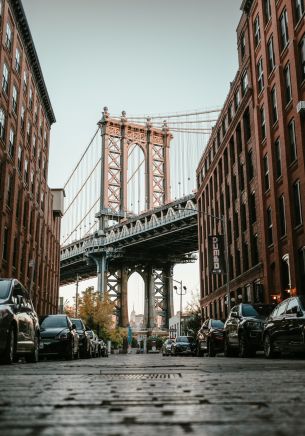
[0,108,5,140]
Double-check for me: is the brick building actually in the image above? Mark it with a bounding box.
[0,0,63,315]
[196,0,305,319]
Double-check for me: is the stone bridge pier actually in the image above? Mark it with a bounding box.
[94,260,174,330]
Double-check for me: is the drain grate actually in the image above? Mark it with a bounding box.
[99,372,181,380]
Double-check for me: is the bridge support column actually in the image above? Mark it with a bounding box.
[147,266,156,330]
[120,266,129,327]
[91,254,107,298]
[163,264,174,327]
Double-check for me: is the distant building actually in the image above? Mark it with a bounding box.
[169,313,190,339]
[0,0,63,315]
[196,0,305,319]
[129,304,144,331]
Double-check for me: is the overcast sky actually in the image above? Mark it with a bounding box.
[22,0,242,316]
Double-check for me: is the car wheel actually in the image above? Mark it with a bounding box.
[65,342,74,360]
[208,340,216,357]
[264,334,276,359]
[25,334,39,363]
[1,326,16,364]
[224,337,234,357]
[238,333,250,358]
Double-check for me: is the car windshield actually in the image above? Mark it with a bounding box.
[177,336,189,343]
[298,296,305,311]
[71,319,83,330]
[211,320,224,328]
[0,279,11,300]
[40,316,68,329]
[242,304,274,318]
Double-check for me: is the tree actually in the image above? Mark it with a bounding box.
[78,287,115,338]
[184,289,202,335]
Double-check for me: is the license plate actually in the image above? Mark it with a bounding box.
[39,343,44,349]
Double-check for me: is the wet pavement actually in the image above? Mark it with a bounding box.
[0,353,304,435]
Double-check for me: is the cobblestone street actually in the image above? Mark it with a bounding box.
[0,353,305,435]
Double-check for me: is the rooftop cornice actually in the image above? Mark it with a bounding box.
[240,0,254,14]
[9,0,56,125]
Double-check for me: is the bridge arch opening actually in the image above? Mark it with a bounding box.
[128,271,145,329]
[127,144,146,215]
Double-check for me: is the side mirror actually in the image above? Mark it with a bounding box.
[297,309,303,318]
[71,323,76,330]
[231,312,238,318]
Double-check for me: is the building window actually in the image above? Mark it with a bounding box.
[12,85,18,114]
[243,107,251,141]
[260,106,266,141]
[252,233,259,265]
[267,37,275,73]
[263,154,270,191]
[7,174,13,208]
[247,149,254,180]
[257,58,264,93]
[263,0,272,23]
[240,32,246,60]
[254,15,261,47]
[24,159,28,184]
[236,123,242,153]
[294,0,304,23]
[23,71,27,93]
[17,145,22,173]
[15,48,21,74]
[234,89,240,111]
[241,203,247,231]
[2,63,9,95]
[274,139,282,179]
[298,247,305,294]
[5,22,12,51]
[279,195,286,237]
[30,170,34,194]
[33,134,36,158]
[0,108,5,140]
[20,106,25,130]
[8,128,15,159]
[243,242,249,272]
[228,103,233,123]
[26,121,31,144]
[241,70,248,96]
[284,64,292,104]
[29,88,33,110]
[279,9,289,51]
[299,35,305,82]
[250,192,256,223]
[293,180,303,227]
[267,207,273,245]
[271,87,278,124]
[288,119,297,163]
[2,227,8,261]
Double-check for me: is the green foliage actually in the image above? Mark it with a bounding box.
[146,336,164,351]
[184,289,202,335]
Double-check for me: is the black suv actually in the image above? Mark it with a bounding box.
[0,278,40,364]
[224,303,275,357]
[263,296,305,358]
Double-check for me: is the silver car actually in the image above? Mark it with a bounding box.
[161,339,174,356]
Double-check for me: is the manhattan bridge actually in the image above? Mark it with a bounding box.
[60,107,220,329]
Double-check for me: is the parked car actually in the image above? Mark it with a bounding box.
[86,330,99,357]
[70,318,91,358]
[39,315,79,360]
[99,339,108,357]
[196,319,224,357]
[263,296,305,358]
[0,278,40,364]
[161,338,174,356]
[171,336,196,356]
[224,303,275,357]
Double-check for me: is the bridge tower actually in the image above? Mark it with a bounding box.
[91,107,174,329]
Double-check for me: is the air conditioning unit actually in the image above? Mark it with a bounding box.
[296,101,305,113]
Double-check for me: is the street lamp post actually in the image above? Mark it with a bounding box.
[75,274,81,317]
[175,205,231,314]
[173,280,187,336]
